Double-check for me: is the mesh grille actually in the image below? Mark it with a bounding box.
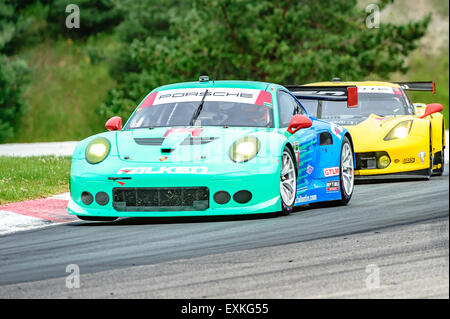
[113,187,209,211]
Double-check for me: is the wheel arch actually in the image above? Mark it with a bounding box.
[343,132,356,166]
[283,142,298,176]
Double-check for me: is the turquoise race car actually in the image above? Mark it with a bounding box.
[69,77,356,221]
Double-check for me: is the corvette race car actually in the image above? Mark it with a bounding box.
[288,80,445,179]
[69,77,356,221]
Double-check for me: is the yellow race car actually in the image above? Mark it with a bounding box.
[287,80,445,179]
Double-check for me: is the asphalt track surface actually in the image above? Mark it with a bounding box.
[0,165,448,298]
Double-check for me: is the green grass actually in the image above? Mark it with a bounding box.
[0,156,71,205]
[10,35,116,142]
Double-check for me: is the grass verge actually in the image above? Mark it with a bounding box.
[0,156,71,205]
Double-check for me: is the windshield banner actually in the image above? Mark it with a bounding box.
[139,88,273,109]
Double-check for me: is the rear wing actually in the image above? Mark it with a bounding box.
[285,85,358,108]
[394,81,436,95]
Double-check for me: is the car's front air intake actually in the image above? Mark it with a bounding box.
[112,187,209,211]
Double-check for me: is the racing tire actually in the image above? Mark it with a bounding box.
[279,147,297,215]
[337,136,354,205]
[433,149,445,176]
[433,122,445,176]
[77,216,118,222]
[309,136,354,208]
[425,129,433,179]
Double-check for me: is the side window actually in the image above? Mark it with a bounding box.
[401,89,415,115]
[278,91,301,127]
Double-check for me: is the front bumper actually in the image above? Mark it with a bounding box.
[354,134,431,177]
[69,156,282,217]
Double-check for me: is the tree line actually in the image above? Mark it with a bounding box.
[0,0,430,142]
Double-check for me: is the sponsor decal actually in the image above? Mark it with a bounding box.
[293,142,300,165]
[306,165,314,175]
[418,151,426,164]
[293,90,345,96]
[326,181,339,192]
[138,88,272,108]
[295,194,317,204]
[164,127,203,137]
[323,167,340,177]
[330,123,343,140]
[158,90,253,100]
[117,167,208,175]
[403,157,415,164]
[358,86,395,94]
[160,156,168,162]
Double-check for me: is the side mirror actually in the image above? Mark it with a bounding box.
[419,103,443,119]
[105,116,122,131]
[287,114,312,134]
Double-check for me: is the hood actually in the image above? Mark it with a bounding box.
[343,114,415,151]
[114,126,279,163]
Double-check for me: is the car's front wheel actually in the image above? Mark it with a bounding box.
[280,148,297,215]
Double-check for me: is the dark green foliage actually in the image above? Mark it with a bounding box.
[0,1,30,142]
[100,0,430,119]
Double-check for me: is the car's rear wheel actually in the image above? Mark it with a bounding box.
[425,129,433,178]
[77,216,118,222]
[338,136,354,205]
[280,148,297,215]
[433,149,445,176]
[433,121,445,176]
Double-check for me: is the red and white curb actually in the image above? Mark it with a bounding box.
[0,193,77,235]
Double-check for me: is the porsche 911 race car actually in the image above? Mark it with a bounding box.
[288,80,445,179]
[68,77,356,221]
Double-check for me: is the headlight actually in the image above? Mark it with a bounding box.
[85,137,111,164]
[229,136,260,163]
[377,155,391,169]
[384,120,413,141]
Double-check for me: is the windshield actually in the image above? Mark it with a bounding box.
[126,99,273,129]
[299,91,413,124]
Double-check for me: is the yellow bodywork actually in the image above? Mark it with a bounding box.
[305,81,446,176]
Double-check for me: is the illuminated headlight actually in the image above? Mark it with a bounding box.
[85,137,110,164]
[384,121,413,141]
[229,136,260,163]
[377,155,391,169]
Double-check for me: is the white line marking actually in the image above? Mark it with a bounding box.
[49,192,70,200]
[0,141,78,157]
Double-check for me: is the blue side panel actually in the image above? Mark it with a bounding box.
[293,119,346,206]
[290,128,316,203]
[294,177,342,205]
